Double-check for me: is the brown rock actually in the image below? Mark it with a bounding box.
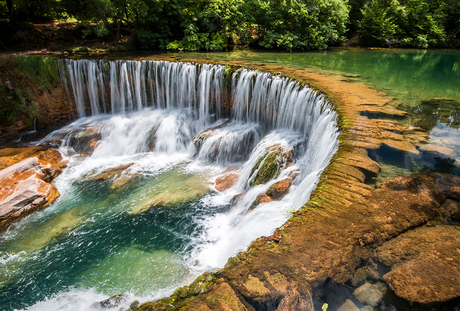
[0,157,61,231]
[215,167,240,192]
[375,225,460,303]
[266,177,293,199]
[81,163,135,182]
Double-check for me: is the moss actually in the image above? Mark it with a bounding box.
[249,151,282,187]
[8,55,60,90]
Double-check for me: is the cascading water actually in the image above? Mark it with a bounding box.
[0,59,340,311]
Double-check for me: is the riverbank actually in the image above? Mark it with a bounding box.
[125,57,460,310]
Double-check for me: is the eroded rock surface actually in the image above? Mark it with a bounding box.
[0,147,66,231]
[375,225,460,303]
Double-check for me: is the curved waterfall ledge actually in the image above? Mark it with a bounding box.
[123,58,460,311]
[1,57,460,311]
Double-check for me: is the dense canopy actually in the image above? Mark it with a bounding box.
[0,0,459,50]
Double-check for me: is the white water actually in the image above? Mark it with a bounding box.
[6,60,340,311]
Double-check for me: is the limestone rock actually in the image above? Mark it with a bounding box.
[214,167,240,192]
[0,158,61,231]
[375,225,460,303]
[338,299,360,311]
[353,282,385,307]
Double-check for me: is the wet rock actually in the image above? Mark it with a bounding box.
[250,177,293,209]
[375,225,460,303]
[337,299,360,311]
[266,177,293,199]
[277,286,313,311]
[68,127,101,155]
[81,163,135,182]
[353,282,385,307]
[350,264,380,287]
[336,150,381,180]
[0,145,48,170]
[420,144,457,158]
[93,294,127,309]
[249,145,294,187]
[250,193,273,209]
[0,158,60,231]
[214,167,240,192]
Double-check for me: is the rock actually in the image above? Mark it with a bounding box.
[266,177,293,199]
[0,145,48,170]
[81,163,134,182]
[353,282,385,307]
[68,127,101,155]
[250,177,293,209]
[93,295,127,309]
[0,159,60,231]
[215,167,240,192]
[336,151,381,180]
[375,225,460,303]
[250,193,273,209]
[437,199,460,221]
[249,145,294,187]
[360,306,373,311]
[420,144,457,158]
[0,148,65,231]
[350,265,380,287]
[338,299,360,311]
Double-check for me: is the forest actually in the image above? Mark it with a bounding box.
[0,0,459,51]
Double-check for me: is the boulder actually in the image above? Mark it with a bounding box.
[250,177,293,210]
[266,177,293,199]
[0,158,60,231]
[0,147,65,231]
[375,225,460,304]
[68,127,101,155]
[249,146,294,187]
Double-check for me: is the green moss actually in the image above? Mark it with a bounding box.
[9,55,60,90]
[249,151,281,187]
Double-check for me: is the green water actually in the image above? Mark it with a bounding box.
[170,48,460,106]
[0,164,215,310]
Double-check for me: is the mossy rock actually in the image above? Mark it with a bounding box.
[249,150,283,187]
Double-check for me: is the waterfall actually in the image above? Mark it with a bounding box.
[3,59,340,311]
[61,60,227,129]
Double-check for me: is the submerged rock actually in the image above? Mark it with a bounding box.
[375,225,460,304]
[214,167,240,192]
[80,163,137,190]
[93,295,127,309]
[337,299,360,311]
[353,282,386,307]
